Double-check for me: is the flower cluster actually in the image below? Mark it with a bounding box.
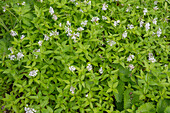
[24,105,36,113]
[29,70,38,77]
[69,66,76,72]
[148,53,156,63]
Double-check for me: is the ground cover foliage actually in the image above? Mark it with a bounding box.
[0,0,170,112]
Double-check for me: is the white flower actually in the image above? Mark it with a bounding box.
[102,16,107,20]
[33,49,40,58]
[20,35,25,40]
[102,3,108,10]
[129,64,134,71]
[148,53,156,63]
[80,9,84,13]
[85,94,88,97]
[154,1,158,5]
[70,0,75,2]
[22,1,25,5]
[157,28,162,37]
[49,6,54,15]
[107,40,116,46]
[2,6,6,12]
[50,30,59,36]
[44,34,50,41]
[91,17,100,22]
[136,6,139,9]
[52,14,57,21]
[154,6,158,10]
[25,105,36,113]
[87,1,91,5]
[72,35,76,40]
[75,2,78,5]
[40,0,43,2]
[59,23,62,27]
[67,21,71,26]
[143,8,147,15]
[126,8,130,12]
[8,47,13,54]
[153,18,157,25]
[114,20,120,27]
[140,20,144,27]
[10,30,17,37]
[38,40,43,46]
[17,52,24,60]
[8,55,16,60]
[87,64,92,71]
[77,27,84,31]
[29,70,38,77]
[127,24,134,29]
[127,55,135,62]
[99,67,103,74]
[145,23,150,31]
[81,20,88,26]
[122,31,127,39]
[70,86,75,94]
[69,66,76,72]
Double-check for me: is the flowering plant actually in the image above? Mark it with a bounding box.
[0,0,169,112]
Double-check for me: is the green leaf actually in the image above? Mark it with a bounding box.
[136,102,155,113]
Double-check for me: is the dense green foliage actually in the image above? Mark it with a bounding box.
[0,0,170,113]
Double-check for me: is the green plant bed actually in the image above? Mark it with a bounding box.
[0,0,170,113]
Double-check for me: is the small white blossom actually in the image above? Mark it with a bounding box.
[70,86,75,94]
[157,28,162,37]
[80,9,84,13]
[145,23,150,31]
[85,94,88,97]
[77,27,84,31]
[22,1,25,5]
[59,23,62,27]
[153,18,157,25]
[136,6,139,9]
[8,47,13,54]
[129,64,134,71]
[143,8,147,15]
[49,6,54,15]
[87,64,92,71]
[127,24,134,29]
[33,49,40,58]
[25,105,36,113]
[2,6,6,12]
[44,34,50,41]
[29,70,38,77]
[122,31,127,39]
[87,1,91,5]
[38,40,43,46]
[17,52,24,60]
[10,30,17,37]
[52,14,57,21]
[67,21,71,26]
[75,2,78,5]
[70,0,75,2]
[40,0,43,2]
[102,3,108,11]
[99,67,103,74]
[154,1,158,5]
[69,66,76,72]
[50,30,59,36]
[102,16,107,20]
[126,8,130,12]
[8,55,16,60]
[91,17,100,22]
[154,6,158,10]
[81,20,88,26]
[114,20,120,27]
[140,20,144,27]
[107,40,116,46]
[148,53,156,63]
[127,55,135,62]
[20,35,25,40]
